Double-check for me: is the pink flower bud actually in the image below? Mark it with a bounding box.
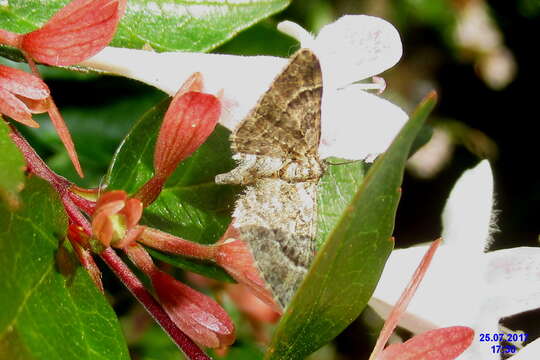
[214,224,283,313]
[92,190,143,248]
[151,269,236,348]
[154,91,221,180]
[136,74,220,206]
[0,65,50,127]
[125,244,235,348]
[21,0,126,66]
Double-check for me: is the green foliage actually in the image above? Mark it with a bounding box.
[0,0,445,358]
[0,177,129,360]
[0,0,291,52]
[105,99,239,281]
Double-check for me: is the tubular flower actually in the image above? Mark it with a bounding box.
[370,161,540,360]
[135,73,221,206]
[368,239,474,360]
[81,15,407,161]
[0,65,50,128]
[92,190,143,248]
[125,244,235,348]
[0,0,126,67]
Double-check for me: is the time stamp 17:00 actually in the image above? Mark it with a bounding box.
[479,333,529,354]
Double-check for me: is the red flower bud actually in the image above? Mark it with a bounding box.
[125,244,235,348]
[92,190,143,248]
[214,223,283,313]
[0,65,50,128]
[152,270,236,348]
[136,73,220,206]
[154,90,221,180]
[21,0,126,66]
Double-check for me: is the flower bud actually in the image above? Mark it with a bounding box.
[136,74,220,206]
[125,243,235,348]
[92,190,143,248]
[154,91,221,179]
[151,269,236,348]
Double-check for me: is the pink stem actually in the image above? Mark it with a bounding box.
[8,125,71,191]
[68,191,97,214]
[8,126,211,360]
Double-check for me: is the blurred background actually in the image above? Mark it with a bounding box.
[3,0,539,358]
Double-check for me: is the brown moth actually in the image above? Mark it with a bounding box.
[215,48,324,310]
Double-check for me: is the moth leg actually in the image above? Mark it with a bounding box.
[215,154,284,185]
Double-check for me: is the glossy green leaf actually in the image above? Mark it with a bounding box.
[316,159,368,249]
[0,120,25,209]
[0,177,129,360]
[266,93,438,360]
[0,0,290,52]
[106,99,238,281]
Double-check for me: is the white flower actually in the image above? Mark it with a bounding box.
[369,160,540,360]
[79,15,407,161]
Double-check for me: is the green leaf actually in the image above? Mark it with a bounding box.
[316,159,368,249]
[0,177,129,360]
[0,120,25,209]
[0,0,291,52]
[106,99,239,281]
[266,92,438,360]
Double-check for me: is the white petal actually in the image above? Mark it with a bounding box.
[277,20,316,48]
[312,15,403,89]
[371,245,485,332]
[80,47,287,130]
[441,160,495,253]
[318,87,408,160]
[484,247,540,317]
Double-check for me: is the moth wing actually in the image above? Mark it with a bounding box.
[231,48,323,158]
[234,179,317,309]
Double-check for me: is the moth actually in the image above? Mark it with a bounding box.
[216,48,324,310]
